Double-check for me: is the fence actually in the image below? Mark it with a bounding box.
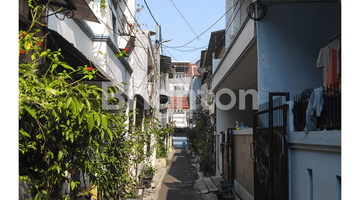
[293,82,341,131]
[258,96,287,128]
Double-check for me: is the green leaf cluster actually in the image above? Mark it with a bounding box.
[187,113,215,175]
[19,2,171,200]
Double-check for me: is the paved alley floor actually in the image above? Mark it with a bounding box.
[157,147,208,200]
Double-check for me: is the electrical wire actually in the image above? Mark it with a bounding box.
[176,49,205,57]
[163,45,205,63]
[246,2,267,21]
[134,73,149,91]
[168,1,244,67]
[191,56,201,64]
[163,45,206,49]
[169,0,207,45]
[164,0,243,64]
[113,5,153,70]
[168,78,190,97]
[163,45,207,53]
[214,0,245,51]
[157,1,243,63]
[163,47,179,61]
[164,0,240,49]
[95,16,148,71]
[167,73,205,104]
[143,0,160,27]
[122,0,157,50]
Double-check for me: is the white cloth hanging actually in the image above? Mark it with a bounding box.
[316,39,340,85]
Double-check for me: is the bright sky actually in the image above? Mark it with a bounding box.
[137,0,226,64]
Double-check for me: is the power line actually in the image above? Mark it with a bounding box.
[163,45,206,49]
[163,47,179,61]
[169,0,207,45]
[95,16,147,72]
[191,56,201,64]
[134,72,149,91]
[163,45,205,62]
[122,0,158,51]
[172,0,245,65]
[215,0,245,50]
[143,0,164,54]
[105,5,152,71]
[165,0,240,49]
[163,45,207,53]
[143,0,160,26]
[168,78,190,97]
[176,49,205,57]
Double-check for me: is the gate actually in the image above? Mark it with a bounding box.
[252,93,289,200]
[221,129,235,181]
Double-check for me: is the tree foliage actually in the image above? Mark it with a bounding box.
[187,112,215,175]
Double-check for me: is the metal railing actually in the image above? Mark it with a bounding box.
[293,82,341,131]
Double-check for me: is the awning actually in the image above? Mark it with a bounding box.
[39,0,100,23]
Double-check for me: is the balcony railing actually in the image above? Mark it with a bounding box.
[293,82,341,131]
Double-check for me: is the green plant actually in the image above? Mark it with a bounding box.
[100,0,106,9]
[18,1,146,200]
[166,159,171,166]
[152,120,174,159]
[145,165,155,175]
[187,112,215,175]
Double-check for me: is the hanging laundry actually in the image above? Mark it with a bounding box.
[316,40,340,85]
[325,49,341,89]
[336,43,341,79]
[304,87,324,133]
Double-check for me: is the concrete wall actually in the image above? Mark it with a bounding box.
[48,11,131,89]
[189,76,202,120]
[233,129,254,200]
[128,29,153,105]
[288,130,341,200]
[256,2,341,105]
[215,89,256,176]
[216,90,255,133]
[225,0,253,50]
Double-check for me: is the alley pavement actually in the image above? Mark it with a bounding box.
[157,147,215,200]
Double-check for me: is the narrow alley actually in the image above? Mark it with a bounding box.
[157,148,216,200]
[17,0,344,200]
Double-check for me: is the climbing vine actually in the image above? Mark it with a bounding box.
[152,120,174,159]
[19,1,174,199]
[19,1,149,200]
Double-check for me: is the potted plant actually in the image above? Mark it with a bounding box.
[139,165,156,188]
[145,165,155,177]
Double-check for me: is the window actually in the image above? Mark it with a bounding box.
[174,85,184,90]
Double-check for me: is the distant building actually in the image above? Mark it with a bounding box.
[159,61,200,128]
